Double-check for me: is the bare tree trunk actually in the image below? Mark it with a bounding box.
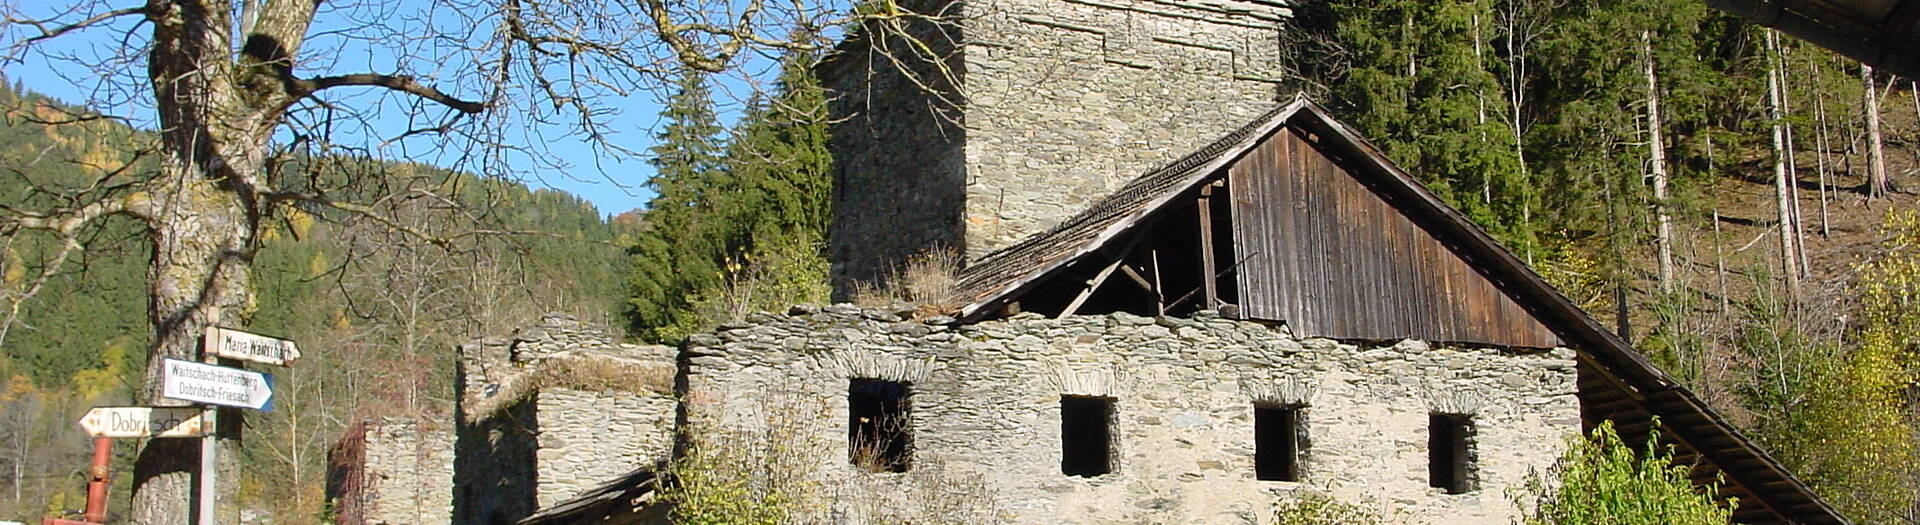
[1812,60,1833,237]
[132,165,259,525]
[1502,0,1532,247]
[1472,10,1492,205]
[1709,137,1729,316]
[1643,30,1675,293]
[1776,45,1810,279]
[1864,63,1890,199]
[1766,30,1800,299]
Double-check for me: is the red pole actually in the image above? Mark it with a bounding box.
[83,437,109,523]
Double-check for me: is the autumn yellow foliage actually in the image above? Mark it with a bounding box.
[1780,209,1920,522]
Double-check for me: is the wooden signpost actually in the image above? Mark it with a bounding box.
[63,406,213,523]
[63,328,297,525]
[185,327,296,524]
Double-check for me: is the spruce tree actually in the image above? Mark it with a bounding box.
[680,49,834,327]
[627,69,728,341]
[1331,0,1537,257]
[625,51,833,343]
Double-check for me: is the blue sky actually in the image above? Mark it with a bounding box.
[3,1,806,218]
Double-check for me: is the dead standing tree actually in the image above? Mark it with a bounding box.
[0,0,938,522]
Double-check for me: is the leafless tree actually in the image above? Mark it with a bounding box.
[1862,63,1890,199]
[1765,29,1801,301]
[0,0,937,521]
[1641,29,1674,293]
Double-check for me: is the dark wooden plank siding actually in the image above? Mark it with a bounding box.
[1229,128,1561,348]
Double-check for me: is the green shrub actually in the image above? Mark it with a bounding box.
[1518,420,1732,525]
[1271,492,1382,525]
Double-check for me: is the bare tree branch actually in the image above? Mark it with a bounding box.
[299,73,487,113]
[2,5,145,49]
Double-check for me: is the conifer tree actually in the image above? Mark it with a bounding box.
[628,69,729,341]
[1331,0,1537,256]
[626,51,834,343]
[686,47,834,326]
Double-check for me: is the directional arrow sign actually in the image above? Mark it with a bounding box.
[205,326,300,366]
[78,406,211,438]
[161,358,274,410]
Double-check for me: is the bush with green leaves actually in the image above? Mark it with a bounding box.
[657,421,812,525]
[1518,420,1732,525]
[1271,491,1383,525]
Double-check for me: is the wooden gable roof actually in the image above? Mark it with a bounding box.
[946,96,1850,524]
[1225,125,1561,348]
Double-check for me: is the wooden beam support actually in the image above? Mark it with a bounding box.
[1119,264,1156,294]
[1651,407,1788,521]
[1058,230,1152,319]
[1197,190,1219,309]
[1150,245,1165,316]
[1059,256,1125,318]
[1577,353,1648,402]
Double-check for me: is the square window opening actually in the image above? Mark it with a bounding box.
[849,378,911,472]
[1255,404,1304,481]
[1060,395,1114,477]
[1428,413,1476,494]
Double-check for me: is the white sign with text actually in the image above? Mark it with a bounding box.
[161,358,274,410]
[205,327,301,366]
[78,406,211,438]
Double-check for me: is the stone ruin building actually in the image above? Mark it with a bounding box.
[327,316,678,525]
[327,0,1852,523]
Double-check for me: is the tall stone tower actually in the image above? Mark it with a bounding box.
[822,0,1292,294]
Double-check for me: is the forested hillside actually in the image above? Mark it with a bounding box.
[0,81,634,522]
[625,47,834,344]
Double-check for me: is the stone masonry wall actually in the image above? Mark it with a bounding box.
[359,418,456,525]
[683,305,1579,524]
[453,315,677,523]
[533,389,677,508]
[959,0,1291,252]
[823,2,968,295]
[824,0,1292,295]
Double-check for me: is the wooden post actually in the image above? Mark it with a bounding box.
[197,331,219,525]
[1149,246,1165,316]
[1197,190,1219,310]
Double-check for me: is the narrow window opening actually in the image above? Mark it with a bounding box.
[849,378,911,472]
[1060,395,1114,477]
[1428,413,1476,494]
[1255,404,1303,481]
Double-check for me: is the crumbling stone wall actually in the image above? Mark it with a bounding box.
[451,315,678,523]
[683,305,1578,524]
[452,345,538,525]
[533,388,677,508]
[825,0,1292,294]
[339,418,456,525]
